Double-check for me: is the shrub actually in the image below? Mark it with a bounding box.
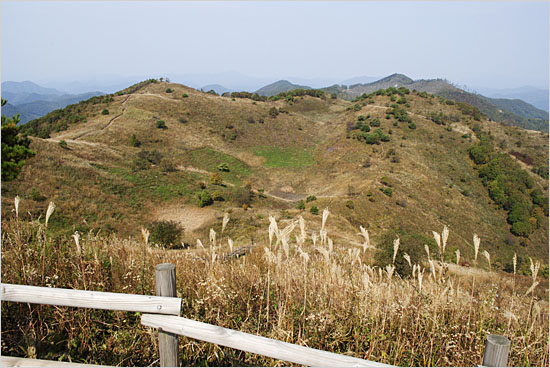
[408,122,416,129]
[217,163,230,172]
[331,93,337,99]
[296,200,305,210]
[212,191,224,201]
[268,107,279,117]
[129,134,141,147]
[29,187,46,202]
[181,93,188,98]
[210,173,223,185]
[197,190,213,207]
[101,109,109,115]
[156,120,167,129]
[380,187,393,197]
[58,140,69,149]
[179,117,187,124]
[160,159,176,173]
[369,118,381,127]
[138,150,162,165]
[310,206,319,215]
[148,220,183,249]
[345,200,354,209]
[306,195,317,203]
[165,88,173,93]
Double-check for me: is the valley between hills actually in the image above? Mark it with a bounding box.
[4,79,548,267]
[1,78,549,366]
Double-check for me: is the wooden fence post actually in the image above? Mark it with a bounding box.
[155,263,180,367]
[482,334,510,367]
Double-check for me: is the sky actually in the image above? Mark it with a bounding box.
[1,0,549,90]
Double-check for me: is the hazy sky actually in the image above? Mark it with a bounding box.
[1,1,548,89]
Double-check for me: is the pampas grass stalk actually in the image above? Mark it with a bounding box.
[209,228,217,247]
[424,244,430,260]
[403,253,411,268]
[359,226,370,252]
[483,250,491,273]
[455,249,460,265]
[45,201,56,227]
[473,234,480,264]
[14,196,20,218]
[321,208,330,232]
[221,213,230,233]
[392,237,400,264]
[432,231,441,259]
[441,225,449,258]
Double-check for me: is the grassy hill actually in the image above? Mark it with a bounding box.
[2,78,548,366]
[3,78,547,267]
[324,74,549,132]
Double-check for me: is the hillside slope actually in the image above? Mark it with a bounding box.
[325,74,549,132]
[4,79,548,270]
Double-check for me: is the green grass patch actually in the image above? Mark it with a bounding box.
[253,146,314,168]
[188,147,251,185]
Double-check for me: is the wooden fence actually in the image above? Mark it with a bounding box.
[0,263,510,367]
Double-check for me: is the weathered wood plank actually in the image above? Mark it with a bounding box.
[1,283,181,315]
[155,263,180,367]
[141,314,390,367]
[482,334,510,367]
[1,356,115,367]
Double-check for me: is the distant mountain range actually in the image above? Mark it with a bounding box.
[318,74,548,132]
[474,86,548,112]
[1,75,547,131]
[1,81,104,124]
[255,80,312,96]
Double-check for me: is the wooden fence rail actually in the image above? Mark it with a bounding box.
[1,283,182,315]
[141,313,389,367]
[1,265,510,367]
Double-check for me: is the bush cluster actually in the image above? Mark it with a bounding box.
[469,133,548,237]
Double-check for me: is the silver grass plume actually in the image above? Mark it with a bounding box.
[221,213,230,233]
[268,216,279,246]
[432,231,441,256]
[141,228,150,246]
[473,234,480,262]
[403,253,411,268]
[298,216,306,246]
[483,250,491,272]
[321,208,330,232]
[428,259,436,281]
[513,253,517,275]
[14,196,20,218]
[73,231,81,254]
[209,228,217,247]
[311,232,318,247]
[359,226,370,252]
[529,257,540,283]
[385,264,395,282]
[196,239,205,249]
[392,237,400,264]
[417,268,424,292]
[45,201,56,227]
[424,244,430,260]
[441,225,449,256]
[455,249,461,265]
[228,238,234,253]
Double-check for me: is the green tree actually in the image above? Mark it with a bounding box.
[1,99,35,181]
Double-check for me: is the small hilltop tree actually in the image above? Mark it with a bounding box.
[1,99,35,181]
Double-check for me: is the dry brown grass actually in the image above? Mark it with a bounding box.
[1,206,548,366]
